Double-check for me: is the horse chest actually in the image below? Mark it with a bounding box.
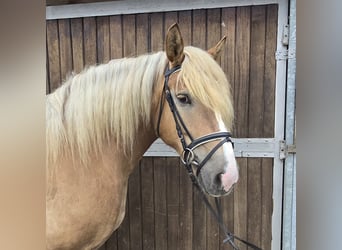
[47,159,130,250]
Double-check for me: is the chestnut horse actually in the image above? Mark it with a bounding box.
[46,23,238,249]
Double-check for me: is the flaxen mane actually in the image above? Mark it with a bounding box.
[46,46,233,166]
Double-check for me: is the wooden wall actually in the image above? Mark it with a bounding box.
[46,5,278,250]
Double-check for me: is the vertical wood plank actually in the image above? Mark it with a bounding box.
[234,6,250,139]
[247,157,262,247]
[105,231,118,250]
[261,158,273,250]
[249,5,266,137]
[264,4,278,138]
[261,5,278,250]
[128,164,142,250]
[234,158,248,250]
[166,157,180,250]
[220,7,236,250]
[179,163,193,250]
[164,11,178,33]
[58,19,73,83]
[178,10,192,45]
[206,8,222,250]
[221,6,236,83]
[46,20,61,93]
[109,15,123,59]
[192,9,207,48]
[234,6,251,250]
[136,14,149,55]
[247,6,267,248]
[150,12,164,52]
[83,17,97,66]
[141,158,155,250]
[192,9,208,250]
[123,14,136,57]
[177,11,193,250]
[97,16,110,64]
[70,18,84,74]
[117,204,130,250]
[153,157,168,250]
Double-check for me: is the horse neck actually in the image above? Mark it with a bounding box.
[125,125,157,168]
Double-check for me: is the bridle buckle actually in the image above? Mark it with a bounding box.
[181,148,195,165]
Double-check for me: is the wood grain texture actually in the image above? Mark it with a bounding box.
[128,164,142,250]
[221,7,236,127]
[83,17,97,66]
[234,6,250,139]
[263,4,278,138]
[116,203,130,250]
[109,15,123,59]
[166,157,180,250]
[58,19,73,83]
[153,157,168,250]
[234,158,248,250]
[247,5,267,248]
[105,231,118,250]
[150,12,164,52]
[261,158,273,250]
[260,5,278,250]
[123,15,136,57]
[140,158,155,250]
[70,18,84,73]
[136,14,149,54]
[96,16,110,64]
[178,10,192,46]
[46,20,61,92]
[233,7,250,249]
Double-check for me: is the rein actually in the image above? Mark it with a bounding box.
[156,65,262,250]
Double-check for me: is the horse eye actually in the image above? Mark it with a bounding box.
[177,94,191,105]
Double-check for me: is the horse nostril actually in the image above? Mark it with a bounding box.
[215,173,223,185]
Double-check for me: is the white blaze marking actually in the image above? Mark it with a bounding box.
[217,116,239,191]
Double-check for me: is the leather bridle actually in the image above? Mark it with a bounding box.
[156,65,233,177]
[155,64,262,250]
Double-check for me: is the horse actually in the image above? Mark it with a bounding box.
[46,23,239,250]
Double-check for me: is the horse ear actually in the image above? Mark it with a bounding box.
[165,23,184,67]
[208,36,227,61]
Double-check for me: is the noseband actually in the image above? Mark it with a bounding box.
[155,64,261,250]
[156,65,234,178]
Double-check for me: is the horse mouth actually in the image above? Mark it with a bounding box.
[196,171,235,197]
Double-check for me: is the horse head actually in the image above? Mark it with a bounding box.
[154,23,239,197]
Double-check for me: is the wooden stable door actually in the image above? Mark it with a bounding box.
[46,4,278,250]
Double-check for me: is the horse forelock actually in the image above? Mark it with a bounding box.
[46,51,167,166]
[180,46,234,130]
